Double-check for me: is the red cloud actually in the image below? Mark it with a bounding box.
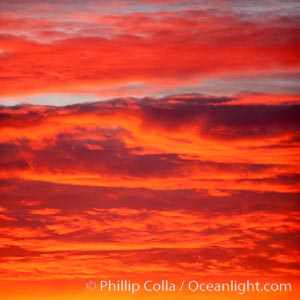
[0,10,299,97]
[1,1,300,298]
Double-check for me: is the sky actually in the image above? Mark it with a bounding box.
[0,1,300,300]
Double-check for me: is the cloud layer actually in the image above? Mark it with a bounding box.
[0,0,300,103]
[1,95,299,283]
[0,1,299,299]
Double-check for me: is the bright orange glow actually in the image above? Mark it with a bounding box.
[0,1,299,299]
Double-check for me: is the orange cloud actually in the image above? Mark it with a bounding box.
[0,207,299,280]
[1,96,299,193]
[29,208,62,215]
[1,1,299,299]
[1,96,299,287]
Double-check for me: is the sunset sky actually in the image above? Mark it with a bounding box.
[0,0,300,299]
